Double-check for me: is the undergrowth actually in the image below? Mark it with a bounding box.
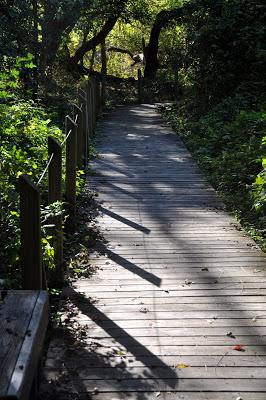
[161,91,266,250]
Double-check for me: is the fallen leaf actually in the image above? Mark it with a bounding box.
[116,349,126,357]
[92,387,99,395]
[176,363,190,369]
[184,279,193,286]
[155,392,161,398]
[139,307,149,313]
[233,345,245,352]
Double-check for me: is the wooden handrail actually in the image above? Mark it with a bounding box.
[19,77,102,289]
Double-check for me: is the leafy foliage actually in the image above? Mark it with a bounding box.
[0,62,63,281]
[180,0,266,110]
[163,96,266,248]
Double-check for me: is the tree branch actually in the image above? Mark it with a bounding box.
[107,46,143,66]
[71,17,119,65]
[107,46,134,59]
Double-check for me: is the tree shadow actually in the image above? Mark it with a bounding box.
[94,242,161,287]
[98,205,151,234]
[40,288,178,400]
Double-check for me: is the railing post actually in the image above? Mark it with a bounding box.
[138,68,142,104]
[91,76,97,131]
[48,137,63,284]
[20,174,42,290]
[95,75,101,115]
[65,115,77,228]
[87,80,94,137]
[73,104,84,168]
[78,93,88,165]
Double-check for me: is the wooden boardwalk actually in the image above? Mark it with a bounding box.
[45,105,266,399]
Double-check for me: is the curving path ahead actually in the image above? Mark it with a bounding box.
[45,105,266,400]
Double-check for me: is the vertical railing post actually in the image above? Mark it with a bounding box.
[91,76,97,131]
[96,75,101,116]
[20,174,42,290]
[86,80,93,138]
[65,115,77,229]
[73,104,84,168]
[78,93,88,165]
[48,137,63,284]
[138,68,143,104]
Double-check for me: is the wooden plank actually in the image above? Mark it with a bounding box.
[75,283,266,292]
[93,249,261,256]
[88,276,266,284]
[95,271,266,279]
[79,317,266,328]
[0,291,38,395]
[91,258,266,264]
[46,354,266,369]
[7,291,49,399]
[100,229,249,240]
[83,326,266,339]
[43,378,266,392]
[63,287,266,303]
[68,309,266,321]
[88,393,266,400]
[47,343,266,357]
[71,289,266,298]
[46,365,266,380]
[70,295,266,305]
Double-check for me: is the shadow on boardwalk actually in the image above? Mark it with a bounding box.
[41,287,178,400]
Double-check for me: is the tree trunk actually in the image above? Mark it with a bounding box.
[31,0,39,98]
[144,21,162,79]
[144,5,192,79]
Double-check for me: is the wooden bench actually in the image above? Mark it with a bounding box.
[0,290,49,400]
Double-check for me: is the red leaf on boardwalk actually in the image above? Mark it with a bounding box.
[233,345,245,352]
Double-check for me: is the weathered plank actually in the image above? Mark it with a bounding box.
[0,291,38,394]
[43,378,266,392]
[0,290,49,400]
[87,393,266,400]
[46,354,266,369]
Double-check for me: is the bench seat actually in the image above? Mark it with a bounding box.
[0,290,49,400]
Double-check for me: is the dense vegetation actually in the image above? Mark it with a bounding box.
[161,0,266,247]
[1,0,266,284]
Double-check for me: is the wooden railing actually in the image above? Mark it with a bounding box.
[19,76,101,290]
[19,70,143,290]
[138,68,143,104]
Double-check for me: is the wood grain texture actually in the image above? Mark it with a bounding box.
[44,105,266,398]
[0,291,49,400]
